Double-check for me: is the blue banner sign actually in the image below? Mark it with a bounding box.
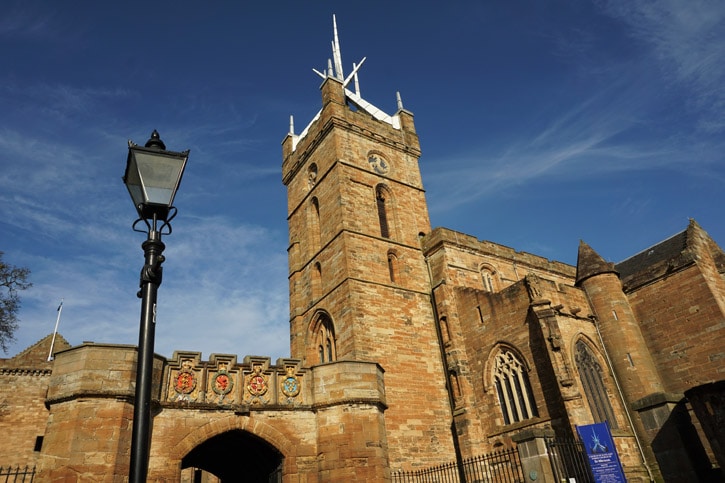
[576,422,626,483]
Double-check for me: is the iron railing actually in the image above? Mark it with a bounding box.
[546,437,593,483]
[0,466,35,482]
[392,447,524,483]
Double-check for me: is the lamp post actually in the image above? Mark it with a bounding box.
[123,130,189,482]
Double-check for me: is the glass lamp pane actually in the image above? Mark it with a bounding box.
[133,151,186,206]
[124,156,145,207]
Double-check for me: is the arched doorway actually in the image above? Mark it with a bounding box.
[181,429,284,482]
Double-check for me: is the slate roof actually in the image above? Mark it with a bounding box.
[616,231,689,279]
[615,225,696,291]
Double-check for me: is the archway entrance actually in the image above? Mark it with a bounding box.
[181,429,284,482]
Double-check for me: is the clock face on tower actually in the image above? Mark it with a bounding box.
[368,153,390,175]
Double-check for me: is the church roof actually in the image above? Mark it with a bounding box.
[614,220,723,291]
[616,230,690,281]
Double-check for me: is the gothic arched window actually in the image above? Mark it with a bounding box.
[575,340,618,428]
[493,348,538,425]
[312,313,336,364]
[480,265,497,292]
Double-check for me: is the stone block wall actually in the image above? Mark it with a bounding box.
[629,265,725,394]
[0,370,50,467]
[0,334,71,468]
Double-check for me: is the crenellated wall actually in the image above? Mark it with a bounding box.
[36,342,389,482]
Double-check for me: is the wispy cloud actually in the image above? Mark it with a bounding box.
[598,0,725,132]
[10,211,290,360]
[0,5,57,39]
[425,1,725,214]
[426,86,662,212]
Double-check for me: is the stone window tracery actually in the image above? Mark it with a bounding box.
[492,348,538,425]
[575,340,618,428]
[313,313,336,364]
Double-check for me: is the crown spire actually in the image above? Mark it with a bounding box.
[332,14,344,80]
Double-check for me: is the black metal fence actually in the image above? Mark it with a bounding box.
[392,447,524,483]
[0,466,35,482]
[546,438,593,483]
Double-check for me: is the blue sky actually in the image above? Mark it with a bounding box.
[1,1,723,360]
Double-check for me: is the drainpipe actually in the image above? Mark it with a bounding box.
[589,313,655,483]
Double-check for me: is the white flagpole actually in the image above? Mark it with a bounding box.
[47,299,63,362]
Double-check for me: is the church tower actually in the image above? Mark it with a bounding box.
[281,17,456,469]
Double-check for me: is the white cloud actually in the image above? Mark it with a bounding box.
[598,0,725,132]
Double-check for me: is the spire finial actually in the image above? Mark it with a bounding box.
[332,14,344,80]
[396,92,404,110]
[289,115,295,136]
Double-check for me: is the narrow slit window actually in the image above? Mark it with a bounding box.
[376,186,390,238]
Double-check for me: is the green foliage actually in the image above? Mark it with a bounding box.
[0,252,32,353]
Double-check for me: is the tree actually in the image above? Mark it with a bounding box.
[0,252,32,353]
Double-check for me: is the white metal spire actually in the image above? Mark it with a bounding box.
[297,15,404,152]
[332,14,344,80]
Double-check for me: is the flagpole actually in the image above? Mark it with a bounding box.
[48,299,63,362]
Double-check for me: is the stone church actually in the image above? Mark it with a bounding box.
[1,18,723,482]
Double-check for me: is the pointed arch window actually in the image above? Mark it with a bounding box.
[480,266,497,292]
[575,340,618,428]
[313,313,336,364]
[375,185,390,239]
[493,348,538,425]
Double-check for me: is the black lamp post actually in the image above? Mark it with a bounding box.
[123,130,189,483]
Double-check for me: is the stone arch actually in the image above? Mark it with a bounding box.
[169,414,298,463]
[159,413,302,481]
